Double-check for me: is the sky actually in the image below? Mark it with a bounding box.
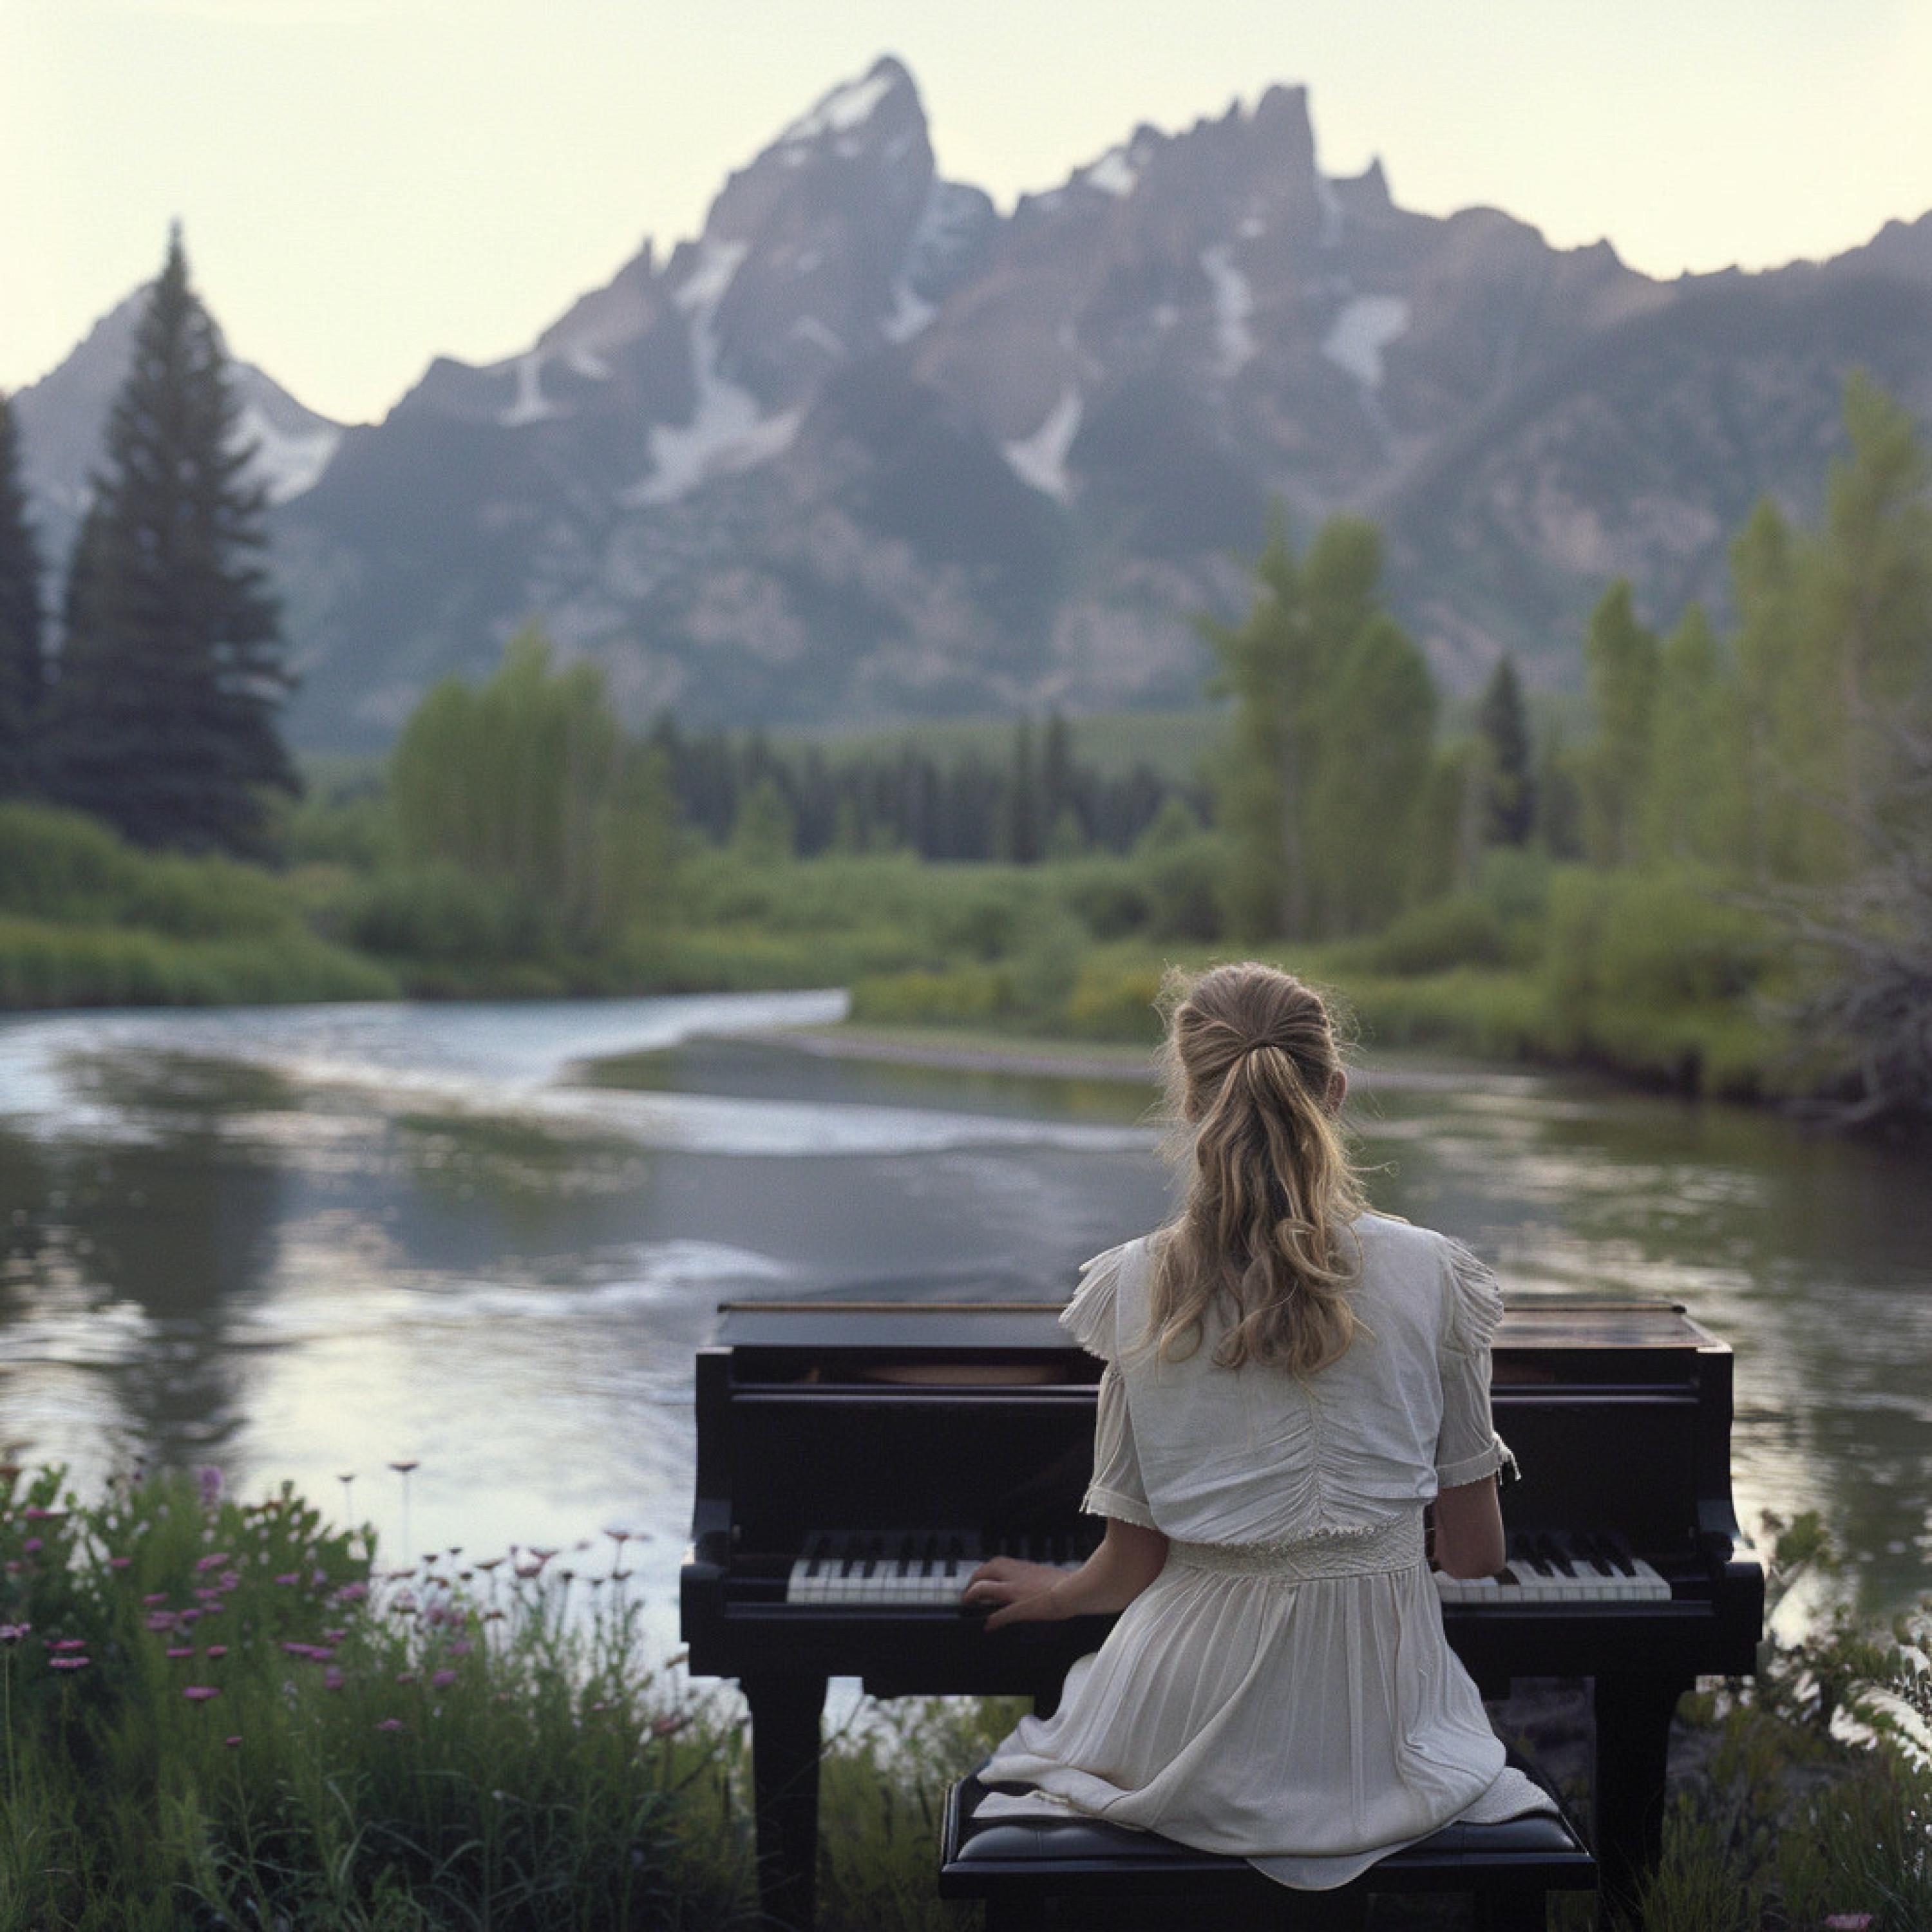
[5,0,1932,425]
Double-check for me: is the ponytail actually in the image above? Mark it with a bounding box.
[1147,963,1366,1376]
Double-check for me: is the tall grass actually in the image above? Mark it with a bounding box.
[0,1464,741,1930]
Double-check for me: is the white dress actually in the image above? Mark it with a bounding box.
[976,1213,1555,1890]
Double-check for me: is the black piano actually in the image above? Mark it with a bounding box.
[681,1298,1764,1927]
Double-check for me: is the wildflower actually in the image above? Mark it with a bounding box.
[183,1685,220,1701]
[50,1656,90,1671]
[650,1713,691,1739]
[22,1538,41,1555]
[322,1628,346,1643]
[204,1645,227,1659]
[23,1506,62,1522]
[50,1638,86,1651]
[0,1624,28,1644]
[431,1669,456,1689]
[166,1646,194,1660]
[376,1716,403,1731]
[449,1640,473,1656]
[334,1582,369,1603]
[323,1666,345,1690]
[194,1552,231,1572]
[219,1571,240,1591]
[142,1593,168,1607]
[273,1573,300,1586]
[395,1671,417,1684]
[107,1555,131,1569]
[145,1612,177,1632]
[196,1468,223,1506]
[1824,1918,1875,1930]
[223,1734,242,1747]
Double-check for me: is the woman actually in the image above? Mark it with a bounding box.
[962,961,1553,1888]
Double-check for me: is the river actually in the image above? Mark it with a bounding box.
[0,992,1926,1629]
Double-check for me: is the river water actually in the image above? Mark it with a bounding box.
[0,992,1926,1628]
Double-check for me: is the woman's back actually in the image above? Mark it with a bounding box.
[1070,1213,1511,1548]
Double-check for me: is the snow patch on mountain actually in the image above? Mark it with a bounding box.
[1321,296,1409,388]
[627,240,802,506]
[1199,245,1256,377]
[232,401,341,503]
[790,314,846,359]
[1081,147,1139,198]
[499,352,565,428]
[1004,388,1082,501]
[882,285,936,345]
[782,69,896,144]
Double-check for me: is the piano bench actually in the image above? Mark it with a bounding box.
[938,1773,1596,1931]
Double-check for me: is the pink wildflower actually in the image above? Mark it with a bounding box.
[182,1685,220,1701]
[376,1716,403,1731]
[323,1667,345,1690]
[273,1573,300,1586]
[448,1640,473,1656]
[50,1638,86,1651]
[107,1555,131,1569]
[204,1645,227,1659]
[145,1612,176,1632]
[1824,1918,1875,1930]
[431,1669,456,1689]
[194,1552,230,1572]
[0,1624,28,1644]
[142,1593,168,1607]
[166,1646,194,1660]
[49,1656,90,1671]
[22,1538,41,1555]
[223,1734,242,1747]
[334,1581,369,1603]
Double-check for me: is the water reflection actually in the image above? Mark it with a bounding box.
[0,996,1924,1618]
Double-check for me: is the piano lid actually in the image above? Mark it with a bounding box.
[713,1298,1719,1354]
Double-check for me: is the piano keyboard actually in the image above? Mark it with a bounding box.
[786,1530,1671,1608]
[1435,1531,1671,1605]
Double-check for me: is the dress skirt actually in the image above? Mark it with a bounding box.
[975,1511,1553,1889]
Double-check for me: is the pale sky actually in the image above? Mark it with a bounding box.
[5,0,1931,425]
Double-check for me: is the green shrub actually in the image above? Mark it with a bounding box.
[336,864,547,963]
[1348,894,1510,976]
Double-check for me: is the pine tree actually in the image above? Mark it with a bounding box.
[1475,654,1534,847]
[48,226,296,851]
[0,390,45,795]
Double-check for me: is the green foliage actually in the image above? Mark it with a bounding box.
[0,1464,743,1931]
[1580,580,1660,867]
[391,629,675,955]
[46,227,296,855]
[729,775,796,866]
[1542,867,1779,1094]
[1345,894,1511,977]
[1476,654,1534,846]
[1643,605,1750,869]
[1203,510,1435,940]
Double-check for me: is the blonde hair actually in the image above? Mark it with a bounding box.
[1147,961,1367,1376]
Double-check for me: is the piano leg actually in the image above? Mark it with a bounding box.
[1591,1671,1689,1917]
[743,1672,827,1932]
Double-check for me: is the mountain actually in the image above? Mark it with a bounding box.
[17,59,1932,749]
[12,289,344,577]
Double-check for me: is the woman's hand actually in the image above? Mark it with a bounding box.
[962,1558,1070,1631]
[963,1520,1170,1631]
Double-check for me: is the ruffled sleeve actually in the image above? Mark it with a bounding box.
[1083,1365,1157,1528]
[1058,1242,1133,1363]
[1434,1237,1519,1490]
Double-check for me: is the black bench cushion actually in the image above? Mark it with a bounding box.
[943,1775,1594,1890]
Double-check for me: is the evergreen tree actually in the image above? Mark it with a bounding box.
[1579,580,1660,867]
[48,226,296,852]
[1475,654,1534,847]
[999,719,1041,863]
[0,390,45,795]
